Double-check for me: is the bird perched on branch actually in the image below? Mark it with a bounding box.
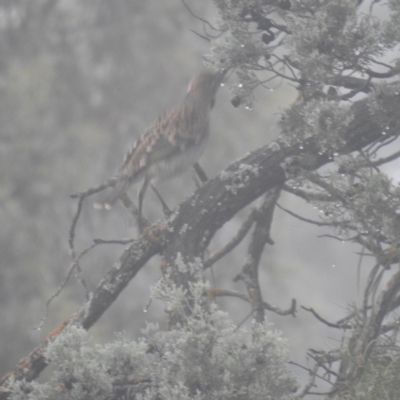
[95,70,226,219]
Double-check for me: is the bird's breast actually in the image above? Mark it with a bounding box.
[148,132,209,182]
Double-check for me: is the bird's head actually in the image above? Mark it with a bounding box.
[186,70,227,109]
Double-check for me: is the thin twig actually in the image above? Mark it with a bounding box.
[317,234,358,242]
[151,184,171,216]
[69,179,116,257]
[207,287,250,303]
[294,362,319,399]
[283,184,333,202]
[180,0,220,34]
[276,203,335,227]
[235,189,281,323]
[204,209,257,269]
[234,310,254,332]
[36,244,95,330]
[301,306,352,329]
[70,180,114,199]
[307,351,340,378]
[193,162,208,183]
[363,263,383,315]
[340,76,372,101]
[69,196,84,259]
[369,149,400,167]
[289,360,334,387]
[263,298,297,317]
[93,238,135,245]
[119,192,150,229]
[302,171,348,204]
[188,29,211,42]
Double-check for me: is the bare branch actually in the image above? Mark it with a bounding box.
[207,287,250,303]
[276,203,335,227]
[193,162,209,184]
[365,67,399,79]
[93,238,135,245]
[180,0,221,38]
[69,178,117,257]
[204,209,257,269]
[294,362,319,399]
[368,149,400,167]
[37,245,94,330]
[234,189,281,323]
[301,306,352,329]
[340,76,372,101]
[283,184,333,202]
[263,298,297,317]
[68,195,84,259]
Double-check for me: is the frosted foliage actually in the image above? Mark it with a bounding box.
[280,99,353,151]
[150,256,207,315]
[385,0,400,44]
[206,0,398,107]
[8,291,297,399]
[173,253,204,277]
[206,0,276,106]
[330,334,400,399]
[296,164,400,244]
[9,326,115,400]
[344,175,400,244]
[287,2,385,79]
[367,83,400,128]
[206,33,262,107]
[151,277,188,315]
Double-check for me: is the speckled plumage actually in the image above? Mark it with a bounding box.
[98,71,225,210]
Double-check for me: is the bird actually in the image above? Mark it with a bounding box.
[95,70,226,220]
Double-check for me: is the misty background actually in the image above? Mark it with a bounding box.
[0,0,370,383]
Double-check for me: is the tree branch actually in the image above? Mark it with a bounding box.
[234,188,281,323]
[2,83,400,395]
[204,208,257,269]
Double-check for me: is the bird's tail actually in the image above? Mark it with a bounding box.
[94,176,130,210]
